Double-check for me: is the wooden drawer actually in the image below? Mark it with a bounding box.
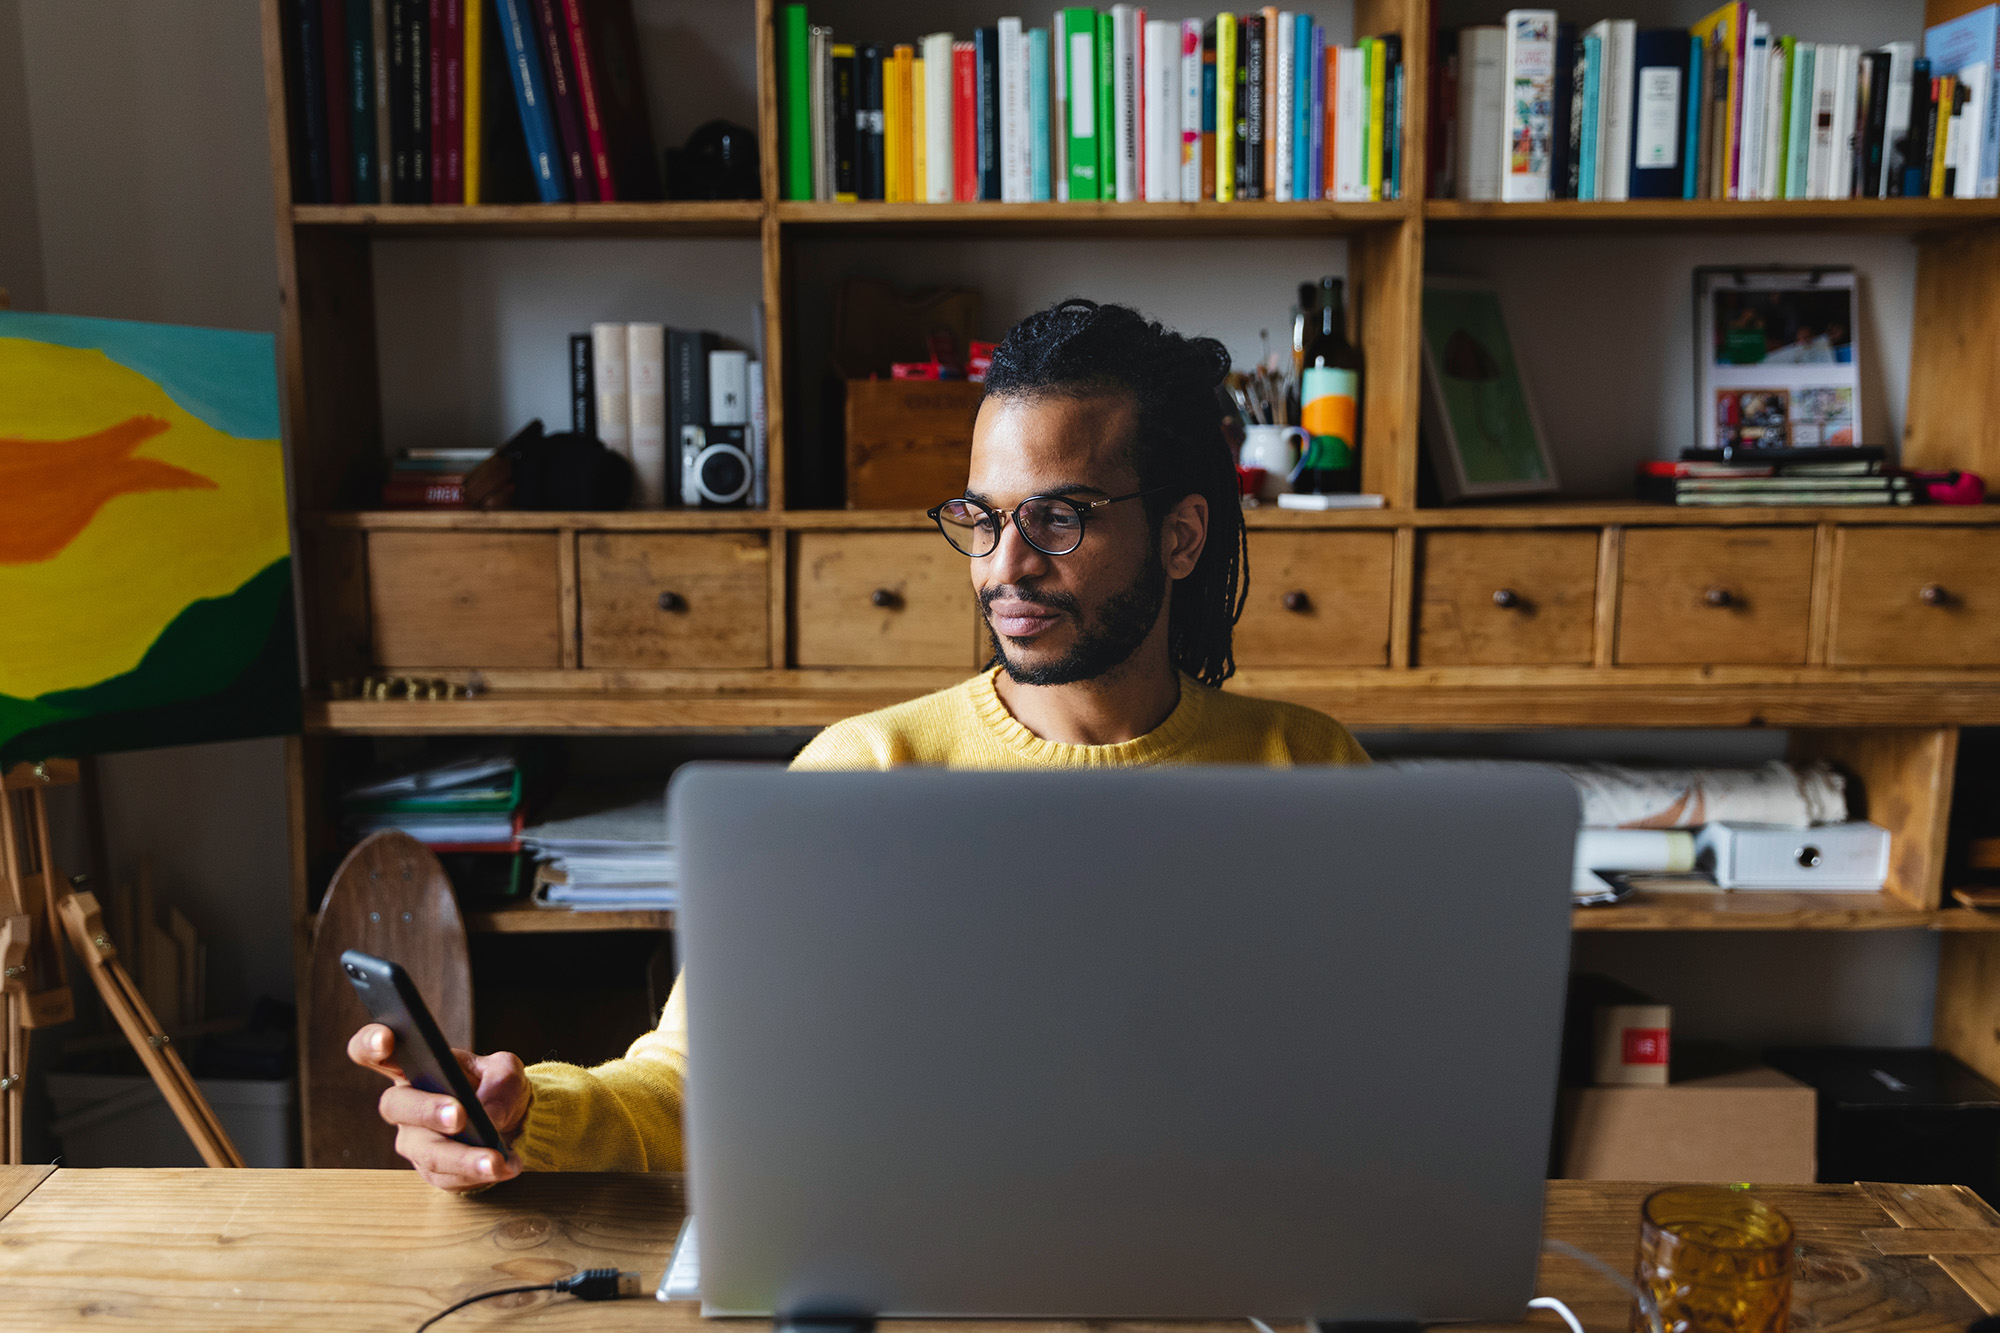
[1832,528,2000,666]
[1234,532,1394,667]
[1615,527,1814,666]
[578,532,771,669]
[1416,530,1598,666]
[793,532,981,668]
[365,531,562,668]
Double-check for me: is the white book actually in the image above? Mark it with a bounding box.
[1739,21,1767,200]
[1759,41,1787,201]
[1143,21,1178,200]
[1180,19,1203,199]
[1807,44,1836,198]
[1336,45,1368,201]
[1274,12,1295,201]
[1592,19,1635,201]
[747,360,766,508]
[590,323,631,458]
[1958,61,1990,199]
[708,350,749,427]
[809,25,831,201]
[1456,26,1506,200]
[1052,11,1069,200]
[1110,4,1138,201]
[998,18,1028,202]
[1500,10,1557,203]
[1830,45,1857,198]
[922,32,955,202]
[626,323,667,508]
[1877,42,1915,197]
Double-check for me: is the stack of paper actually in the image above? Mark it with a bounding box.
[522,783,677,911]
[343,746,525,850]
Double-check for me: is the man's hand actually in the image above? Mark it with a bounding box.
[347,1023,532,1192]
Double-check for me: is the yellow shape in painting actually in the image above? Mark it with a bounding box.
[0,338,288,700]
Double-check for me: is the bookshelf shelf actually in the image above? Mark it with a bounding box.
[775,199,1411,237]
[1572,891,1936,931]
[465,905,675,933]
[289,201,765,237]
[1425,198,2000,233]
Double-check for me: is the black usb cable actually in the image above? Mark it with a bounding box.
[416,1267,642,1330]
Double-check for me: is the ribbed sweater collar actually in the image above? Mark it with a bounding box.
[966,666,1206,766]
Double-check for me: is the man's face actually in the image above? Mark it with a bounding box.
[963,393,1170,686]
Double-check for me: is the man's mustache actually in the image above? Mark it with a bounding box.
[979,584,1081,618]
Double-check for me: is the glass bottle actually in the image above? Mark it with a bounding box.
[1295,275,1362,494]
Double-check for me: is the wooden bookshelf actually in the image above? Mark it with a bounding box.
[261,0,2000,1139]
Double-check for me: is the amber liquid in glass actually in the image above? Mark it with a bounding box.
[1632,1186,1794,1333]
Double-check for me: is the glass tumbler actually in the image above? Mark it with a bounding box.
[1631,1186,1794,1333]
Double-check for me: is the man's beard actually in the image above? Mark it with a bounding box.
[981,546,1168,687]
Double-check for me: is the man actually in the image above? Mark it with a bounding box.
[350,299,1368,1191]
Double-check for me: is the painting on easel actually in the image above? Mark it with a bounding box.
[0,312,299,768]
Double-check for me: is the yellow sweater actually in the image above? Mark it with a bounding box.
[512,668,1367,1172]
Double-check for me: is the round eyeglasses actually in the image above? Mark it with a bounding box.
[928,488,1171,558]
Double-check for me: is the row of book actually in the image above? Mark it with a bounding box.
[283,0,659,206]
[778,6,1409,204]
[1637,448,1912,506]
[579,325,766,509]
[1438,3,2000,203]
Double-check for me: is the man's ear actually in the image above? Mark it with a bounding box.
[1160,492,1208,580]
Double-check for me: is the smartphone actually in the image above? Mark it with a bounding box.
[340,949,504,1152]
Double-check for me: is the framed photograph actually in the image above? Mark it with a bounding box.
[1695,267,1862,453]
[1418,276,1560,501]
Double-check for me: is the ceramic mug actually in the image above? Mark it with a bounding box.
[1238,425,1307,501]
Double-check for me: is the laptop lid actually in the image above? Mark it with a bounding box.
[672,763,1577,1322]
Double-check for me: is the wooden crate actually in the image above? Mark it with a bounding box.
[844,379,984,510]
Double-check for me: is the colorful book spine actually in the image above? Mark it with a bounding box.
[560,0,614,199]
[1293,12,1312,201]
[956,40,981,200]
[1387,36,1405,198]
[1095,11,1115,199]
[924,33,956,203]
[1577,32,1600,199]
[834,43,858,200]
[527,0,589,199]
[1062,10,1097,200]
[978,26,1003,199]
[1182,20,1204,200]
[1262,5,1279,193]
[437,0,463,201]
[1307,21,1324,199]
[998,18,1027,201]
[1030,26,1052,200]
[1215,12,1236,199]
[781,3,811,199]
[1500,10,1557,203]
[460,0,480,201]
[1365,35,1385,200]
[883,43,907,201]
[494,0,562,201]
[1689,3,1742,196]
[1202,20,1219,199]
[1273,10,1293,200]
[1681,33,1704,198]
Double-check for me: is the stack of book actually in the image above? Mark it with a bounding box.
[1437,4,2000,203]
[780,5,1408,204]
[342,748,528,851]
[382,447,500,508]
[522,783,677,911]
[282,0,660,206]
[1637,447,1913,506]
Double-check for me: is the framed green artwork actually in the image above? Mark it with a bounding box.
[1418,277,1560,502]
[0,311,300,768]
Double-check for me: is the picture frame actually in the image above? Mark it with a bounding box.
[1418,276,1560,502]
[1693,266,1863,454]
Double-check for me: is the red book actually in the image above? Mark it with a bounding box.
[427,0,444,200]
[319,0,353,203]
[530,0,598,200]
[438,0,463,201]
[382,474,468,507]
[953,42,978,201]
[559,0,618,200]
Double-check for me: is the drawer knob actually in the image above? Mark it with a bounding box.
[1492,588,1521,610]
[871,587,902,609]
[1920,583,1948,606]
[657,591,686,613]
[1282,590,1310,612]
[1703,586,1734,608]
[1796,845,1822,869]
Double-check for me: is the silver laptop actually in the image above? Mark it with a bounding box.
[670,763,1578,1323]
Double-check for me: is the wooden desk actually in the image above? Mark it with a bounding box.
[0,1167,1995,1331]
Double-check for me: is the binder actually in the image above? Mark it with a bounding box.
[1629,28,1690,197]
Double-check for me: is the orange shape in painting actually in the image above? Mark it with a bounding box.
[0,415,216,564]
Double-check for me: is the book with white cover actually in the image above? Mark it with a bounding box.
[626,323,667,507]
[1590,19,1635,201]
[1806,45,1835,198]
[1455,25,1505,200]
[1143,20,1177,199]
[1959,62,1991,198]
[1274,12,1295,200]
[1500,10,1557,202]
[809,26,831,200]
[1180,19,1203,199]
[590,322,631,458]
[1052,11,1069,199]
[998,18,1028,201]
[1739,21,1768,200]
[1829,45,1857,198]
[1337,44,1369,201]
[1877,41,1915,197]
[1110,4,1139,200]
[1759,40,1787,200]
[922,32,956,201]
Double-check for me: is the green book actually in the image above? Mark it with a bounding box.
[1773,35,1796,198]
[782,4,813,200]
[1063,8,1098,199]
[1783,41,1814,199]
[1096,10,1114,199]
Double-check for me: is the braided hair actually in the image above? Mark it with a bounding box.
[983,299,1247,687]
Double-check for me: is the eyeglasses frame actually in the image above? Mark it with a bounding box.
[927,486,1176,558]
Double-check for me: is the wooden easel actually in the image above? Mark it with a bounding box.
[0,760,242,1168]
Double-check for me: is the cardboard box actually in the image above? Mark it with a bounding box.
[1560,1064,1817,1183]
[845,379,984,509]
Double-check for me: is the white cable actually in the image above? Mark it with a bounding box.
[1528,1297,1585,1333]
[1542,1237,1664,1333]
[1246,1318,1280,1333]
